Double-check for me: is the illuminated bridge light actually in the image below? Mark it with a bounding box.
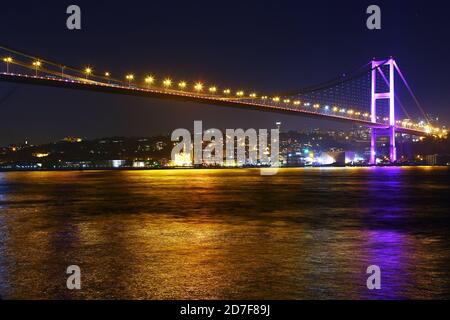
[313,104,320,109]
[162,78,172,87]
[261,96,268,100]
[84,67,92,79]
[209,86,217,93]
[3,57,13,63]
[236,91,244,96]
[145,75,155,85]
[333,106,339,112]
[249,93,257,98]
[223,89,231,94]
[293,100,301,105]
[347,109,354,115]
[194,82,203,92]
[324,105,330,110]
[272,97,280,102]
[178,81,186,89]
[283,99,290,103]
[125,74,135,87]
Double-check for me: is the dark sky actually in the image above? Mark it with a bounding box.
[0,0,449,145]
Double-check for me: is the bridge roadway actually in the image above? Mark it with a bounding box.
[0,72,427,136]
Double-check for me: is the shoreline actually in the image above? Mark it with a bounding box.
[1,165,448,173]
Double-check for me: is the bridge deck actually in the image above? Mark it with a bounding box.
[0,72,427,136]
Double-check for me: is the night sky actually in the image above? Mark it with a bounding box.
[0,0,449,145]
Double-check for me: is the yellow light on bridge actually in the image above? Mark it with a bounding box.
[209,86,217,93]
[363,112,369,117]
[178,81,187,89]
[126,74,134,87]
[347,109,354,115]
[32,60,42,76]
[261,96,268,100]
[313,103,320,109]
[163,78,172,87]
[249,93,257,98]
[84,67,93,79]
[333,106,339,112]
[223,89,231,94]
[3,57,13,73]
[272,97,280,102]
[194,83,204,92]
[293,100,301,105]
[236,91,244,96]
[283,99,290,103]
[105,72,110,77]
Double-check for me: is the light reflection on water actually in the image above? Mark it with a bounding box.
[0,167,449,299]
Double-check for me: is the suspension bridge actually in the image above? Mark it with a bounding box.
[0,45,447,164]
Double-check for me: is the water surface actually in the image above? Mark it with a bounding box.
[0,167,449,299]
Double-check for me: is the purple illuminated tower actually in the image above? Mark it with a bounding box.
[370,58,397,164]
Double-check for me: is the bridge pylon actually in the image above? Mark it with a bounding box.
[370,58,397,164]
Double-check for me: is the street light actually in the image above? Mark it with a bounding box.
[163,78,172,88]
[178,81,187,90]
[145,75,155,88]
[85,67,92,79]
[194,82,203,92]
[32,61,41,76]
[236,91,244,97]
[3,57,13,73]
[105,72,111,84]
[126,74,134,87]
[223,89,231,95]
[209,86,217,94]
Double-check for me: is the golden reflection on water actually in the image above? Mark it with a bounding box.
[0,168,449,299]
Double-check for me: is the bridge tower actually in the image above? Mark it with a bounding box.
[370,58,396,164]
